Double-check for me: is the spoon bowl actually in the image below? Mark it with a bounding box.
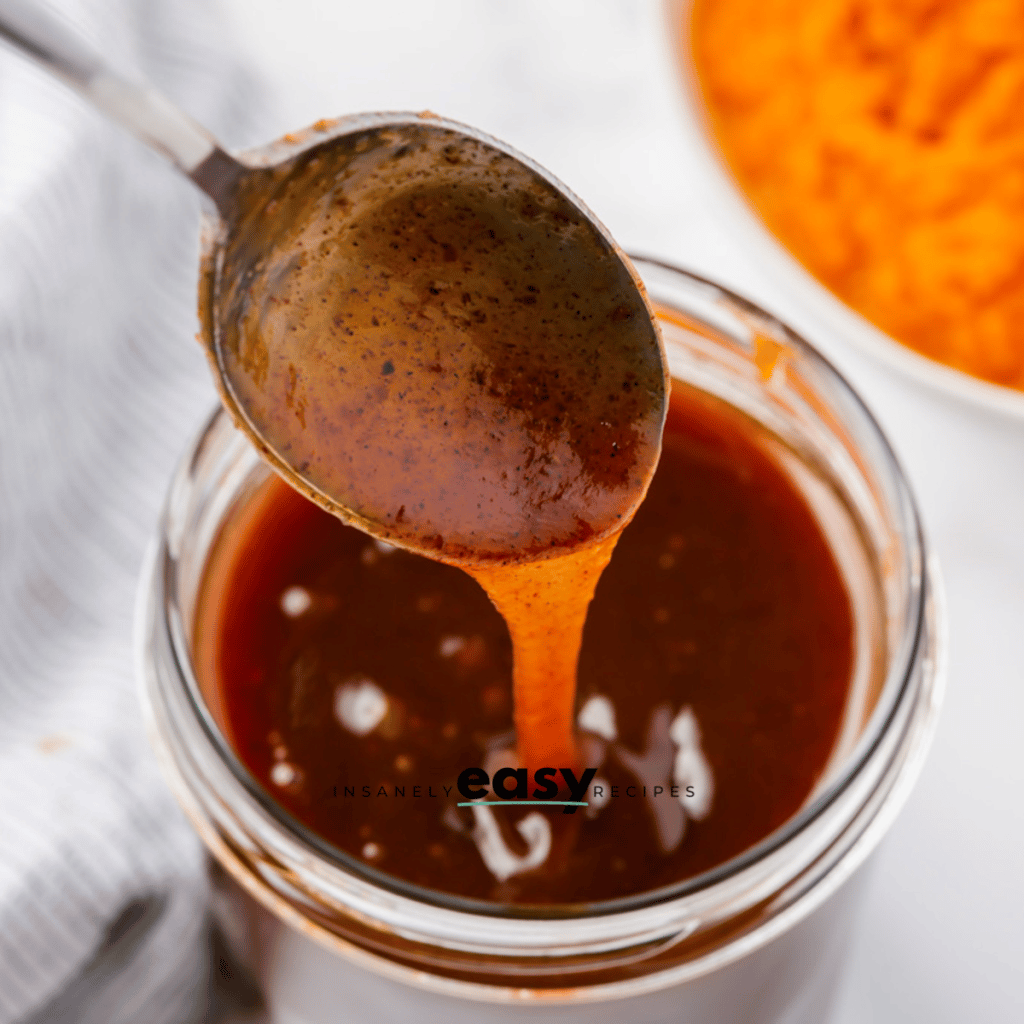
[199,112,667,564]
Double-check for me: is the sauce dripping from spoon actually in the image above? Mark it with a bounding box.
[204,120,667,773]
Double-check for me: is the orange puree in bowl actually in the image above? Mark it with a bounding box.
[690,0,1024,390]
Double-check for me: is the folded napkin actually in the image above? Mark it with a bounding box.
[0,1,266,1019]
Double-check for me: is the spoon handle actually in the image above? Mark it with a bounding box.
[0,0,244,210]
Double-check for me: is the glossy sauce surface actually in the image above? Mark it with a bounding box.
[194,382,854,905]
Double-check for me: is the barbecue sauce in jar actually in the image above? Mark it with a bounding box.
[193,379,853,905]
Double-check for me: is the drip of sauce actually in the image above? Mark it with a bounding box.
[205,124,666,772]
[193,381,854,904]
[466,539,617,773]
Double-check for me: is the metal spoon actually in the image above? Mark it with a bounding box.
[0,1,667,565]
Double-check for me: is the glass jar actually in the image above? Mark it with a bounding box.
[137,258,944,1023]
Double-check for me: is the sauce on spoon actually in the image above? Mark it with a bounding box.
[203,121,667,772]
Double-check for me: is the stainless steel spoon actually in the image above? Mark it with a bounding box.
[0,1,667,565]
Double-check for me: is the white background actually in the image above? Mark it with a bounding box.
[216,1,1024,1020]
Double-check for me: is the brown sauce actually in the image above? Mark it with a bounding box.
[193,381,853,905]
[213,124,665,563]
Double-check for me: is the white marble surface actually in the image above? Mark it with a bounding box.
[216,1,1024,1020]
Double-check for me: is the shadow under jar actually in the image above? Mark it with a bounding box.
[137,258,944,1024]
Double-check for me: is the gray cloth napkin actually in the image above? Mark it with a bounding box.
[0,1,266,1019]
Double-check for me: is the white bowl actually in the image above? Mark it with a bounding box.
[665,0,1024,423]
